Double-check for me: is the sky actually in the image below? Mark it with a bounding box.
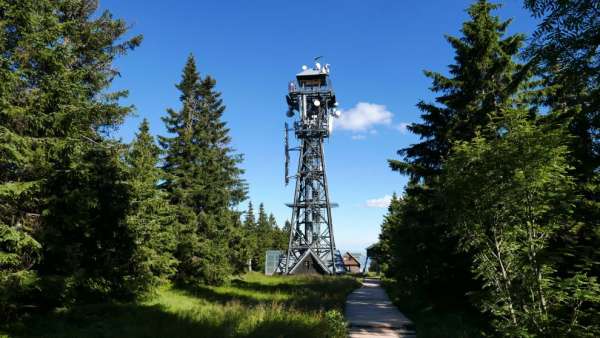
[100,0,539,254]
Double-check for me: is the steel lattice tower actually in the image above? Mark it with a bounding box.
[281,60,341,275]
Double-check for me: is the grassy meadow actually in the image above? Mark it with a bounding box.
[1,273,360,338]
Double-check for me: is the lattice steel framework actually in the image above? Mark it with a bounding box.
[282,61,340,274]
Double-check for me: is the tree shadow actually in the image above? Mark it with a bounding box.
[241,317,325,338]
[2,300,331,338]
[2,302,236,338]
[229,279,324,293]
[175,282,265,306]
[177,277,358,313]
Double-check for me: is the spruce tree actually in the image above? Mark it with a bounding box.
[227,209,251,274]
[267,213,287,251]
[242,201,258,271]
[160,55,247,285]
[123,119,177,295]
[253,203,271,271]
[377,194,403,277]
[391,0,526,180]
[386,0,529,306]
[268,214,277,230]
[244,201,256,228]
[0,0,141,303]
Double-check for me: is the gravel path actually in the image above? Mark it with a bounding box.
[345,278,416,338]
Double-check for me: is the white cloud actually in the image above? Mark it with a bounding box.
[396,122,410,134]
[351,134,366,140]
[365,195,393,208]
[336,102,393,132]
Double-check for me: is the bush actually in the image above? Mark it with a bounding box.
[324,310,347,338]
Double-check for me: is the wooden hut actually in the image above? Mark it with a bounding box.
[343,252,362,274]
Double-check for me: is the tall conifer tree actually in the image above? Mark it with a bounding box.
[0,0,141,302]
[160,55,247,285]
[386,0,529,307]
[124,119,177,294]
[242,201,257,272]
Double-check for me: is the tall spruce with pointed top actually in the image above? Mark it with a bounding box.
[386,0,530,309]
[160,55,247,285]
[242,201,258,271]
[124,119,177,295]
[0,0,141,307]
[392,0,526,180]
[244,201,257,229]
[253,203,271,271]
[377,193,403,276]
[268,213,287,251]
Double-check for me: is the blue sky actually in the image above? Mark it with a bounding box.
[101,0,538,253]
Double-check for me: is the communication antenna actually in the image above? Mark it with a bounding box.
[284,122,290,185]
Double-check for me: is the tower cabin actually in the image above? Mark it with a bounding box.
[295,68,328,89]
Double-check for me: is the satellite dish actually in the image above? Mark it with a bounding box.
[313,99,321,107]
[333,109,341,118]
[302,65,308,70]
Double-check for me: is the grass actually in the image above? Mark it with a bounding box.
[1,273,360,338]
[381,278,487,338]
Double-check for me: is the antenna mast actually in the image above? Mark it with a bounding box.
[281,60,342,274]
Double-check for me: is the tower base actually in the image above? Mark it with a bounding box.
[276,249,346,275]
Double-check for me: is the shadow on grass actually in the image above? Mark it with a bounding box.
[2,303,237,338]
[2,275,360,338]
[2,302,328,338]
[176,283,263,306]
[178,276,359,312]
[243,317,325,338]
[229,279,326,293]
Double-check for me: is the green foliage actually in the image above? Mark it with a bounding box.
[242,202,288,272]
[41,145,134,300]
[382,278,486,338]
[383,0,527,310]
[160,55,247,285]
[323,310,347,338]
[442,109,600,336]
[390,0,526,180]
[123,120,178,295]
[380,0,600,336]
[524,0,600,296]
[0,0,142,305]
[0,224,41,320]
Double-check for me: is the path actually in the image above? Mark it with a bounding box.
[345,278,416,338]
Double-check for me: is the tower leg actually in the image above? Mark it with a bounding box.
[284,137,336,274]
